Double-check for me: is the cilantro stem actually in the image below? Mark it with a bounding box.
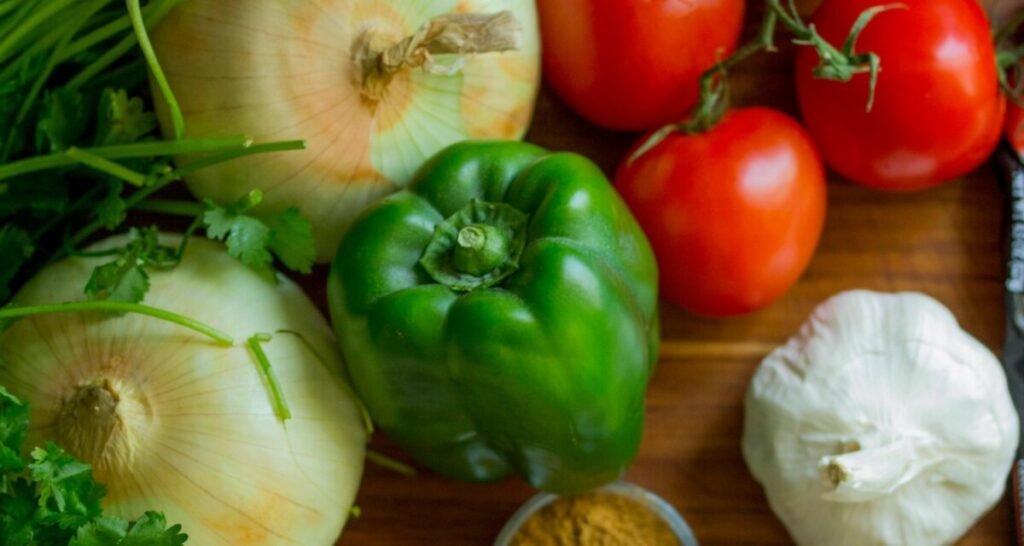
[65,32,136,90]
[0,0,38,43]
[275,328,375,435]
[0,0,75,66]
[65,147,148,186]
[60,0,185,68]
[366,451,417,477]
[246,333,292,422]
[0,301,234,345]
[30,184,107,241]
[64,247,126,258]
[0,1,22,20]
[0,136,252,181]
[65,0,182,91]
[84,59,147,92]
[98,136,253,158]
[0,4,89,84]
[127,0,183,140]
[134,199,205,216]
[174,140,307,177]
[2,3,102,162]
[173,215,205,262]
[55,139,305,261]
[125,141,305,208]
[58,11,135,64]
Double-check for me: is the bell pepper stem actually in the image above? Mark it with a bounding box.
[453,224,510,276]
[420,200,527,292]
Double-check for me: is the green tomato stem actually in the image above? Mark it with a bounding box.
[628,0,900,166]
[0,301,234,345]
[995,11,1024,108]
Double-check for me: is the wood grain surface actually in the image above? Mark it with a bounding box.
[332,1,1015,544]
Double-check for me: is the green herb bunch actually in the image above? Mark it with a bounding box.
[0,386,186,545]
[0,0,314,306]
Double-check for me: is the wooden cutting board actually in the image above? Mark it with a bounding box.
[331,2,1015,543]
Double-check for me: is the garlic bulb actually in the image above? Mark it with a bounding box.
[743,290,1019,546]
[151,0,540,261]
[0,235,366,546]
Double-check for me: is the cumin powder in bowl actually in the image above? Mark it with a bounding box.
[494,482,698,546]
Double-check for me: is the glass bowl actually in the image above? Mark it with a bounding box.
[493,481,699,546]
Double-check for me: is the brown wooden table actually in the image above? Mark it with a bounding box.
[332,2,1015,543]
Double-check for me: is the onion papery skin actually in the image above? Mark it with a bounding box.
[0,236,366,546]
[151,0,541,261]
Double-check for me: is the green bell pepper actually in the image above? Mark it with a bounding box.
[327,141,659,494]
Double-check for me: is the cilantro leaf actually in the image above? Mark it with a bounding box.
[0,385,188,544]
[95,180,127,230]
[84,256,149,303]
[122,512,188,546]
[203,204,274,278]
[71,513,187,546]
[84,227,177,303]
[0,51,47,160]
[28,443,105,530]
[202,198,316,279]
[0,176,70,219]
[0,387,28,480]
[35,88,88,153]
[70,517,129,546]
[95,89,157,146]
[268,208,315,274]
[0,227,34,302]
[0,479,38,545]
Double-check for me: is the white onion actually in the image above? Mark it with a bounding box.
[151,0,541,261]
[0,235,366,546]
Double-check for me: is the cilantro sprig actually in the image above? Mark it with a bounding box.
[0,387,187,545]
[0,0,315,306]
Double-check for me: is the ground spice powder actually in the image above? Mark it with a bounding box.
[509,491,681,546]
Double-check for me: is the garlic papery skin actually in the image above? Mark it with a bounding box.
[0,235,366,546]
[151,0,540,262]
[742,290,1019,546]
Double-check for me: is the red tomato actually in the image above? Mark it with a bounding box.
[615,108,827,317]
[795,0,1005,191]
[537,0,744,132]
